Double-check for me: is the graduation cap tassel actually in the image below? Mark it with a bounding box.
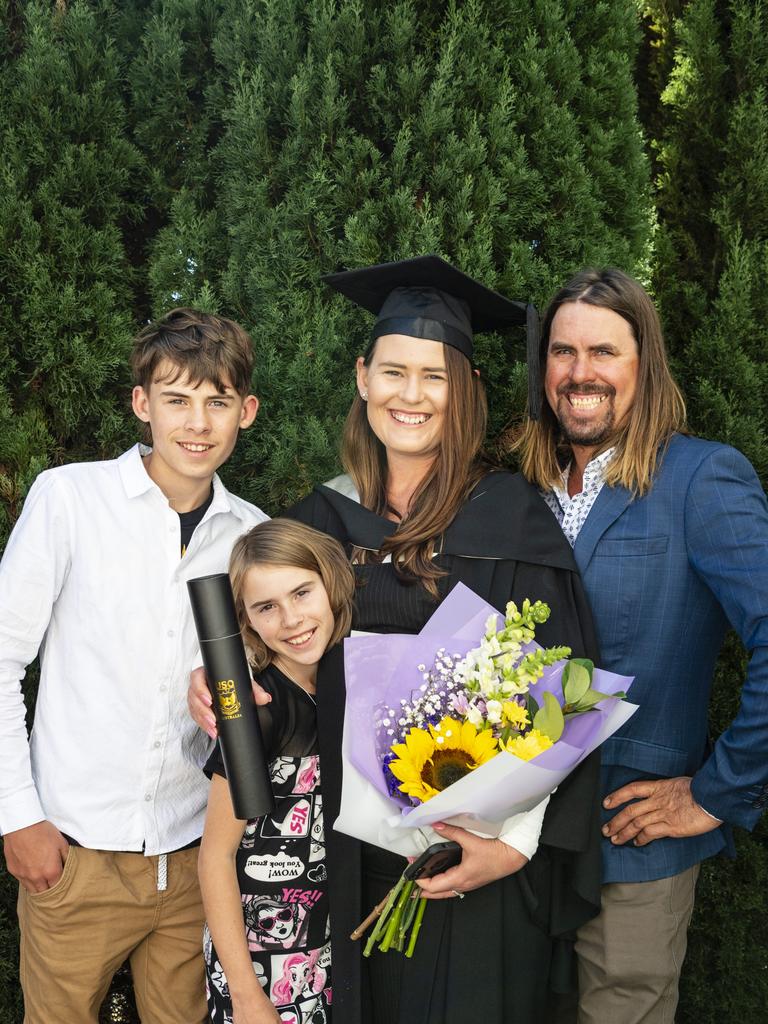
[526,303,542,421]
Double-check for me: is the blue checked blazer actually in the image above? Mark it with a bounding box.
[572,434,768,883]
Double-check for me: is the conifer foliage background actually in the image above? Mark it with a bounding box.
[0,1,765,1021]
[641,2,768,1019]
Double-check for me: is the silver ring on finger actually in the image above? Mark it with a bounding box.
[451,889,464,899]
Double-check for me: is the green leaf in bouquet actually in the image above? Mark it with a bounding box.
[562,659,594,705]
[569,687,622,714]
[526,693,540,720]
[533,691,565,742]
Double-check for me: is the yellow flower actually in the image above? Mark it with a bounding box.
[501,728,553,762]
[389,716,499,803]
[502,701,530,729]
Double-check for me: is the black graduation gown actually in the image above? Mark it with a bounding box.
[285,471,602,1024]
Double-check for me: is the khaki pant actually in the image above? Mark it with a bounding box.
[18,845,207,1024]
[575,864,700,1024]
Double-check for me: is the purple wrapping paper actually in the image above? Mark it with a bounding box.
[339,584,636,841]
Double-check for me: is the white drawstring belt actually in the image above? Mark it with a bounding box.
[157,853,168,891]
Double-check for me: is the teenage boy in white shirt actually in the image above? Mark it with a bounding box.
[0,308,267,1023]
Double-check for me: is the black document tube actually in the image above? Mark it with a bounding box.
[187,573,275,820]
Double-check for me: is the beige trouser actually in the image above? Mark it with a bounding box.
[18,845,207,1024]
[575,864,700,1024]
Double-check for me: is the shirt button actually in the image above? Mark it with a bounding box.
[144,794,152,802]
[154,741,161,749]
[168,526,174,533]
[159,685,167,693]
[167,629,175,638]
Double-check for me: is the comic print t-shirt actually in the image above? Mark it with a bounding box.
[203,664,332,1024]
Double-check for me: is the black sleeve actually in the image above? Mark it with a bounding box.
[202,741,226,780]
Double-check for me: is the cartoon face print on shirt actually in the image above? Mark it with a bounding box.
[243,894,310,952]
[270,949,328,1006]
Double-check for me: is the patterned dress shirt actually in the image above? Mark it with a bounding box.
[541,447,616,546]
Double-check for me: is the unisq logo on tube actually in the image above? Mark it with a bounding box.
[216,678,242,719]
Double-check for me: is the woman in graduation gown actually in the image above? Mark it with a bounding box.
[283,257,603,1024]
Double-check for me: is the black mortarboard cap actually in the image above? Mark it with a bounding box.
[321,255,542,418]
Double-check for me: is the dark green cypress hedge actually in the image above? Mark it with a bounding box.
[0,2,765,1021]
[641,2,768,1020]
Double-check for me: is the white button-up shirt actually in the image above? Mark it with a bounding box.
[0,445,268,854]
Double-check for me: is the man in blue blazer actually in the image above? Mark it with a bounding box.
[516,268,768,1023]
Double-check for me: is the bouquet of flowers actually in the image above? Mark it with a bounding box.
[338,583,636,957]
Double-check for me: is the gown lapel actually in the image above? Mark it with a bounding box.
[315,485,396,551]
[317,475,579,569]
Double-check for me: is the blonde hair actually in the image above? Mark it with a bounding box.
[514,268,686,495]
[341,342,488,596]
[229,520,355,672]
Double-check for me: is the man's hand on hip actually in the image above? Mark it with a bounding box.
[3,820,70,892]
[603,776,723,846]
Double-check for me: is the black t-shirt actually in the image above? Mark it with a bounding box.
[178,488,214,556]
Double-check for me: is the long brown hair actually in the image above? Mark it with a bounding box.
[515,268,686,495]
[229,520,355,672]
[342,342,488,595]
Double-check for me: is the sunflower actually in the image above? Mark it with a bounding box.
[388,716,499,803]
[501,728,553,762]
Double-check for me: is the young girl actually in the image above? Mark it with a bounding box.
[198,519,355,1024]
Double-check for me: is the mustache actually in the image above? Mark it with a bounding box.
[556,383,615,399]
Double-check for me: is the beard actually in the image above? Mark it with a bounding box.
[554,385,616,447]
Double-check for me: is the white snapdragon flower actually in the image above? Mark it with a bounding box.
[503,676,530,696]
[485,700,503,724]
[484,635,502,657]
[498,653,518,675]
[499,639,522,658]
[476,657,498,696]
[466,703,484,728]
